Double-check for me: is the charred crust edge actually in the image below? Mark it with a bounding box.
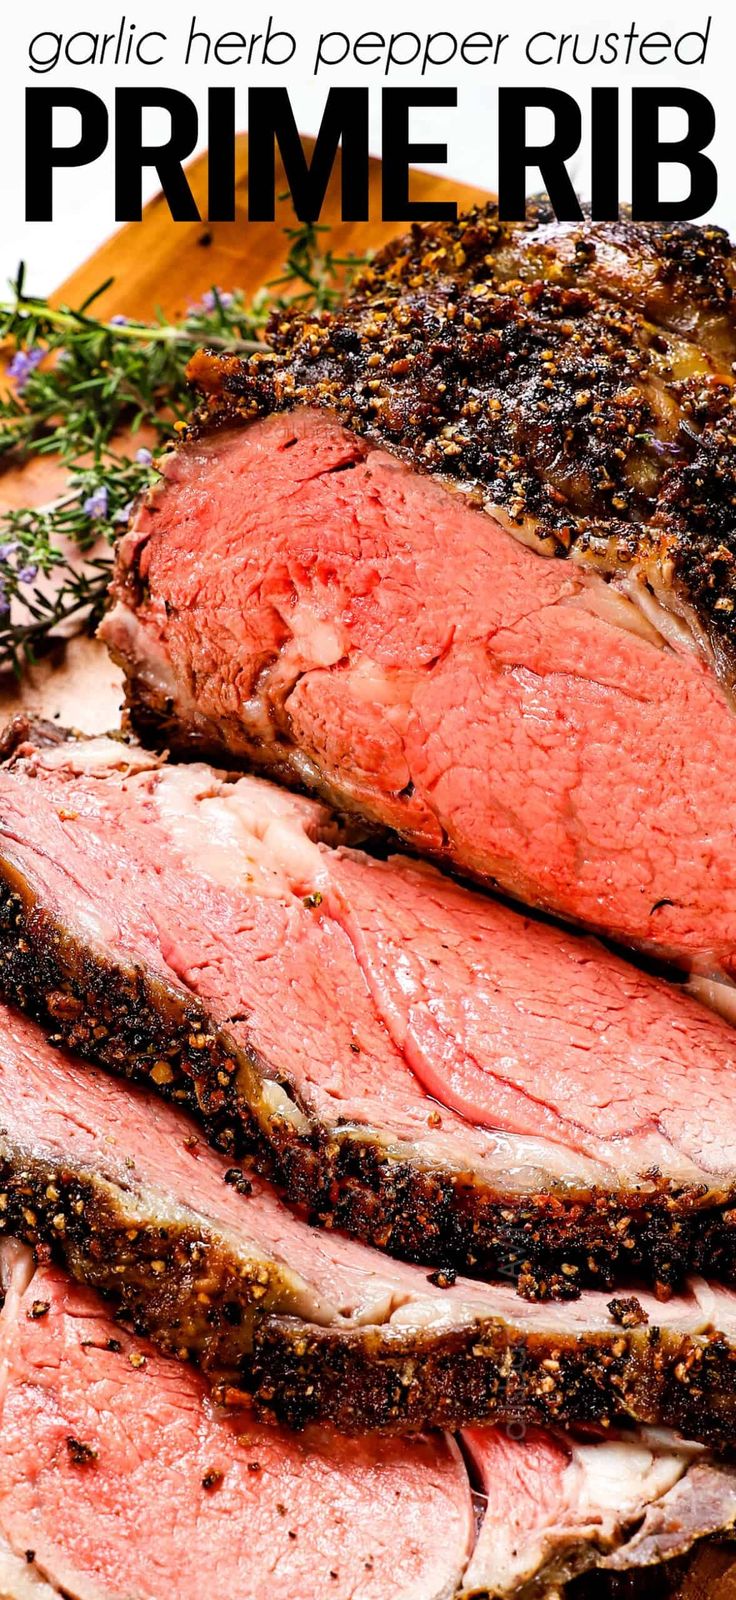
[1,857,736,1299]
[5,1140,736,1442]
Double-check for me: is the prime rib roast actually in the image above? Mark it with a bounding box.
[7,208,736,1595]
[0,1241,473,1600]
[5,726,736,1300]
[5,995,736,1444]
[101,209,736,981]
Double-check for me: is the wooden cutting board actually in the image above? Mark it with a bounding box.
[0,137,734,1600]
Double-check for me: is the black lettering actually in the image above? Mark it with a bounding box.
[632,89,717,219]
[675,17,711,66]
[315,32,350,73]
[639,31,671,66]
[208,87,236,222]
[498,88,583,220]
[112,17,125,65]
[525,32,554,66]
[385,33,421,73]
[185,18,210,66]
[213,32,247,65]
[353,32,384,67]
[460,32,495,65]
[115,88,200,221]
[137,31,166,66]
[422,34,458,73]
[591,88,619,219]
[28,31,62,73]
[25,88,108,221]
[571,34,599,67]
[263,16,296,67]
[381,88,456,221]
[98,32,117,65]
[64,31,98,68]
[248,87,368,222]
[622,24,640,66]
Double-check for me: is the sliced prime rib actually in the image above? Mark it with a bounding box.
[1,1245,733,1600]
[0,1243,472,1600]
[4,997,736,1444]
[6,730,736,1295]
[462,1425,736,1596]
[101,209,736,977]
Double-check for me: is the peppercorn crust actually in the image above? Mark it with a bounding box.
[185,204,736,685]
[3,727,736,1304]
[0,1146,281,1376]
[246,1317,736,1447]
[3,1131,736,1444]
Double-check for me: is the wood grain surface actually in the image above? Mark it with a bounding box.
[0,136,733,1599]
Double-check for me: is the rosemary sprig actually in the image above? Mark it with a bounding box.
[0,225,366,673]
[269,220,368,308]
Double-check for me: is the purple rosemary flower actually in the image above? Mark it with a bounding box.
[83,485,109,520]
[114,502,133,525]
[648,436,685,459]
[189,288,233,314]
[0,541,20,562]
[135,448,153,466]
[8,347,43,390]
[109,314,129,326]
[636,431,685,459]
[17,564,38,585]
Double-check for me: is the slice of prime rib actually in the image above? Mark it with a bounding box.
[0,1242,473,1600]
[5,729,736,1296]
[101,208,736,979]
[4,997,736,1445]
[0,1246,733,1600]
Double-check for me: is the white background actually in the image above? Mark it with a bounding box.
[2,1,736,294]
